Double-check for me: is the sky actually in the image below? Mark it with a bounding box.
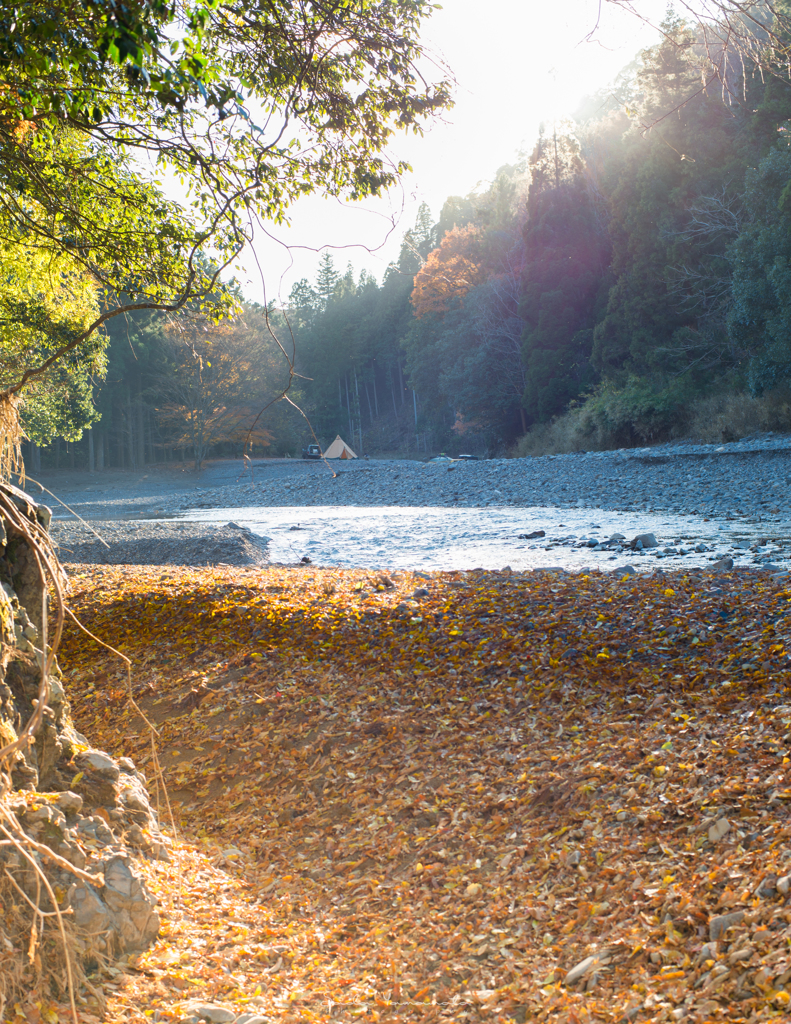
[237,0,671,305]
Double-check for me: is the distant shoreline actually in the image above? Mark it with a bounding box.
[24,431,791,527]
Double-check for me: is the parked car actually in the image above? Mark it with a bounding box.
[428,454,455,463]
[301,444,322,459]
[456,453,480,460]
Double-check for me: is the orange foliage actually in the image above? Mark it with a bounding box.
[53,562,791,1023]
[411,224,484,317]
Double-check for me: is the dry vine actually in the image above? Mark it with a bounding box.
[0,447,178,1018]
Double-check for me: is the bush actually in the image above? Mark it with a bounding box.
[686,388,791,442]
[512,377,692,456]
[511,382,791,456]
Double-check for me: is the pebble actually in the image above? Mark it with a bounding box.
[51,522,271,568]
[55,790,83,814]
[708,818,731,843]
[709,910,745,941]
[563,950,611,987]
[183,1005,238,1024]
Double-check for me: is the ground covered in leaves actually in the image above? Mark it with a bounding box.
[55,564,791,1023]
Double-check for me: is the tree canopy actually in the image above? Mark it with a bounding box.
[0,0,451,460]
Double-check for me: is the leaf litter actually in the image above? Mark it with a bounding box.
[54,563,791,1023]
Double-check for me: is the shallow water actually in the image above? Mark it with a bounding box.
[175,505,791,573]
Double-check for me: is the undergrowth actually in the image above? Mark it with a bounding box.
[512,384,791,456]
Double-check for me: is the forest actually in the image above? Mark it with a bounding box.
[7,5,791,1023]
[26,10,791,469]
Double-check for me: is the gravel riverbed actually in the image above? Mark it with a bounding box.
[34,432,791,570]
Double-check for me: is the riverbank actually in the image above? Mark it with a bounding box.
[24,431,791,523]
[41,434,791,573]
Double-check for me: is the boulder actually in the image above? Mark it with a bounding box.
[629,533,658,550]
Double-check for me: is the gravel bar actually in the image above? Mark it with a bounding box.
[51,520,270,567]
[24,431,791,522]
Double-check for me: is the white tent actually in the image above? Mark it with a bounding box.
[323,435,357,459]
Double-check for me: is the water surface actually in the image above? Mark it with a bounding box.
[176,505,791,573]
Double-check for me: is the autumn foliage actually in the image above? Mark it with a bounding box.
[53,563,791,1023]
[411,225,484,318]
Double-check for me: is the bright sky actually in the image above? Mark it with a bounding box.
[238,0,671,305]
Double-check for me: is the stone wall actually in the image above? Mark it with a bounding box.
[0,483,162,981]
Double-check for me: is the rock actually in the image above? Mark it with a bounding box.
[712,556,734,570]
[614,564,637,576]
[777,874,791,896]
[695,941,718,966]
[630,533,658,550]
[69,882,113,949]
[708,817,730,843]
[563,950,611,987]
[519,529,545,539]
[67,856,160,955]
[57,840,86,871]
[709,910,745,941]
[184,1004,238,1024]
[757,873,778,899]
[412,588,430,598]
[76,749,121,780]
[300,555,311,564]
[709,815,733,839]
[118,774,153,815]
[235,1016,272,1024]
[465,882,482,897]
[48,676,65,705]
[54,790,82,815]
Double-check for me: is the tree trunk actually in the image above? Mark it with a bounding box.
[97,429,105,472]
[372,376,379,418]
[137,400,146,469]
[88,428,95,474]
[126,400,135,470]
[354,369,362,454]
[345,374,353,439]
